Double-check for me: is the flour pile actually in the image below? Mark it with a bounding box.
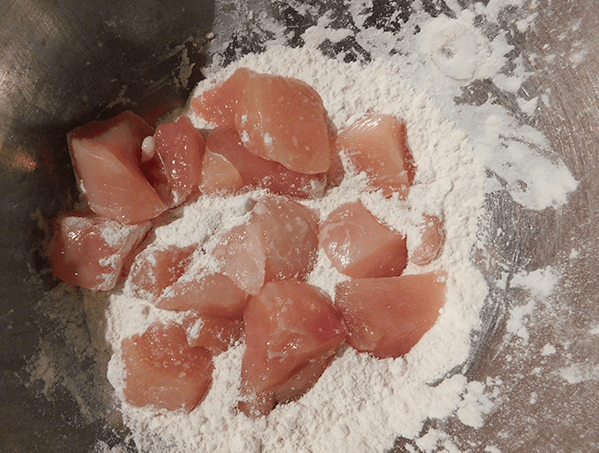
[101,45,487,452]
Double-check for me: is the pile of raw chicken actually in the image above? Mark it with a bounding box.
[47,69,446,417]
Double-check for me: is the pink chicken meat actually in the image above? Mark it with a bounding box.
[319,200,408,278]
[335,271,447,359]
[68,111,167,224]
[121,322,214,412]
[239,280,346,417]
[48,210,150,291]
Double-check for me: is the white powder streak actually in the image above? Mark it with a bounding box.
[354,4,578,211]
[511,266,560,299]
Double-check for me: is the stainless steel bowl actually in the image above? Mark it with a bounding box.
[1,1,597,451]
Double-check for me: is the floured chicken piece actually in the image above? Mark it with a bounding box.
[212,219,265,296]
[192,68,331,175]
[318,200,408,278]
[199,149,244,195]
[213,195,319,295]
[160,272,248,356]
[182,313,244,355]
[68,111,167,224]
[336,113,414,198]
[238,280,346,417]
[335,271,447,359]
[191,68,253,127]
[48,210,150,291]
[142,116,205,207]
[121,321,213,411]
[235,73,331,174]
[410,214,445,266]
[127,245,196,302]
[205,126,327,198]
[156,272,248,318]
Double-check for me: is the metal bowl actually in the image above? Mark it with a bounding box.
[1,1,597,451]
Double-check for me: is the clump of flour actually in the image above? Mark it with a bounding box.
[102,45,488,452]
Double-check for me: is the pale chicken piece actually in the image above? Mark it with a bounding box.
[47,210,151,291]
[318,200,408,278]
[121,322,214,412]
[127,244,196,302]
[335,271,447,359]
[142,116,205,207]
[191,67,254,126]
[68,111,167,224]
[336,114,414,198]
[205,126,326,198]
[199,149,244,195]
[235,73,331,175]
[156,272,248,319]
[212,220,266,296]
[238,280,346,417]
[182,313,244,355]
[213,195,319,295]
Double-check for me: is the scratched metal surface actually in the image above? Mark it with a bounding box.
[0,1,597,452]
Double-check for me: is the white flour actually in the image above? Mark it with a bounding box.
[102,45,487,452]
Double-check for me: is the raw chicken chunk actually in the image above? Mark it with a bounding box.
[235,73,331,174]
[48,210,150,291]
[213,196,319,295]
[121,322,213,411]
[183,313,244,355]
[336,114,414,198]
[127,245,196,302]
[206,126,326,198]
[213,220,266,296]
[256,197,319,283]
[318,201,408,278]
[334,271,447,359]
[156,272,248,318]
[199,150,244,195]
[191,68,254,126]
[238,281,346,417]
[68,111,167,224]
[142,116,205,207]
